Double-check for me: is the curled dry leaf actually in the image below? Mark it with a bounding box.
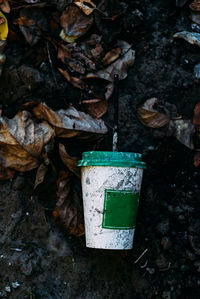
[53,171,85,237]
[57,67,88,90]
[169,119,194,150]
[34,161,49,189]
[33,102,108,139]
[60,5,93,43]
[59,144,80,178]
[102,48,121,65]
[173,31,200,47]
[194,151,200,167]
[0,11,8,41]
[87,41,135,82]
[138,98,170,128]
[74,0,96,15]
[0,111,55,172]
[0,0,10,13]
[193,101,200,133]
[81,98,108,118]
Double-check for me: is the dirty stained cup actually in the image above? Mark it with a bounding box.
[78,151,146,250]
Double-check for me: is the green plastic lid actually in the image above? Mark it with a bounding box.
[78,151,146,169]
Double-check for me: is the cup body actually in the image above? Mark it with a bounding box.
[81,164,144,249]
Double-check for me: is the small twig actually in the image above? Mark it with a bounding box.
[113,74,119,152]
[46,41,58,89]
[134,248,148,264]
[140,260,148,269]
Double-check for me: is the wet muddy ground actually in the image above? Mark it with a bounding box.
[1,0,200,298]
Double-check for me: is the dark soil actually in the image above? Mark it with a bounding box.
[1,0,200,298]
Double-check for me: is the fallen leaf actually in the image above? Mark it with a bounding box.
[138,98,170,128]
[0,0,10,13]
[53,171,85,237]
[176,0,188,7]
[57,67,88,90]
[102,48,121,65]
[33,102,108,139]
[194,151,200,167]
[19,6,49,46]
[81,98,108,118]
[190,1,200,25]
[0,11,8,41]
[88,41,135,82]
[0,111,55,171]
[169,119,194,149]
[59,144,80,178]
[13,16,36,27]
[60,5,93,43]
[173,31,200,47]
[74,0,96,15]
[34,161,49,189]
[0,160,15,180]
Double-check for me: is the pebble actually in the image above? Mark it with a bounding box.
[11,282,20,289]
[156,255,169,269]
[161,237,172,250]
[156,220,170,235]
[162,291,171,299]
[5,286,11,293]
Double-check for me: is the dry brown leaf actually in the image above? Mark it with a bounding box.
[190,0,200,11]
[14,16,36,27]
[74,0,96,15]
[82,98,108,118]
[60,5,93,43]
[194,151,200,167]
[53,171,84,237]
[33,102,107,139]
[34,161,49,189]
[102,48,121,65]
[168,119,194,150]
[0,160,15,180]
[0,0,10,13]
[57,67,88,90]
[88,41,135,82]
[59,144,80,178]
[19,6,48,46]
[0,111,55,172]
[138,98,170,128]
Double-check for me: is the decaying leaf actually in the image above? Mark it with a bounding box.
[74,0,96,15]
[0,0,10,13]
[102,48,121,65]
[169,119,195,150]
[173,31,200,47]
[19,6,49,46]
[57,67,88,90]
[0,160,15,180]
[81,98,108,118]
[176,0,188,7]
[138,98,170,128]
[0,111,55,171]
[34,161,49,189]
[0,11,8,41]
[193,101,200,131]
[87,41,135,82]
[60,5,93,43]
[59,144,80,178]
[194,151,200,167]
[190,1,200,25]
[33,102,108,139]
[53,171,85,237]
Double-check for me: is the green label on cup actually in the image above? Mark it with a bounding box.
[102,189,139,230]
